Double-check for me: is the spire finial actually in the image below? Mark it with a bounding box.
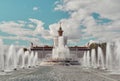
[60,22,62,27]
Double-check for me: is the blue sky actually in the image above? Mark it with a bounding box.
[0,0,119,46]
[0,0,68,26]
[0,0,69,46]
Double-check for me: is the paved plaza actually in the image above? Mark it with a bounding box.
[0,65,120,81]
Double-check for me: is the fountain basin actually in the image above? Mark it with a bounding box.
[40,58,80,66]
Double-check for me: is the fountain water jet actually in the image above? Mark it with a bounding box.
[91,49,97,68]
[6,45,18,71]
[24,51,30,68]
[0,39,4,71]
[97,47,105,69]
[115,40,120,70]
[17,48,24,68]
[28,51,34,67]
[33,52,38,66]
[86,51,90,67]
[106,43,113,70]
[82,51,87,67]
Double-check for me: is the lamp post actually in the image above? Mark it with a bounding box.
[42,40,45,59]
[75,42,78,59]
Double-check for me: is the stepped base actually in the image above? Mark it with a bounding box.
[40,58,80,66]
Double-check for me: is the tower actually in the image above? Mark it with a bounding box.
[58,23,63,36]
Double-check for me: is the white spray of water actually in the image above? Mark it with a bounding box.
[17,48,24,68]
[0,39,4,71]
[6,45,17,70]
[0,39,39,72]
[33,52,38,66]
[86,51,90,67]
[91,49,97,68]
[97,47,105,69]
[83,51,87,67]
[106,43,113,70]
[52,36,70,60]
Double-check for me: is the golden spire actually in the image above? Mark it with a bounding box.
[58,22,63,36]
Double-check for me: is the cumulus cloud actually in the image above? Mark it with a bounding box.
[0,19,48,45]
[0,21,31,36]
[29,18,51,39]
[54,0,120,42]
[55,0,120,20]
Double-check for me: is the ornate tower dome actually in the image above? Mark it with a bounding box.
[58,23,63,36]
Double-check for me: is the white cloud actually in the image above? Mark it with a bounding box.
[0,21,33,36]
[54,0,120,43]
[28,24,34,28]
[33,6,39,11]
[0,19,49,45]
[0,19,50,38]
[29,18,51,39]
[55,0,120,20]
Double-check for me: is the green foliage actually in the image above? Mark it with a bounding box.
[89,43,98,49]
[89,42,106,50]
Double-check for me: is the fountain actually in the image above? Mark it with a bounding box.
[52,36,71,60]
[105,41,120,73]
[82,40,120,74]
[0,39,39,72]
[40,24,79,65]
[82,47,105,69]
